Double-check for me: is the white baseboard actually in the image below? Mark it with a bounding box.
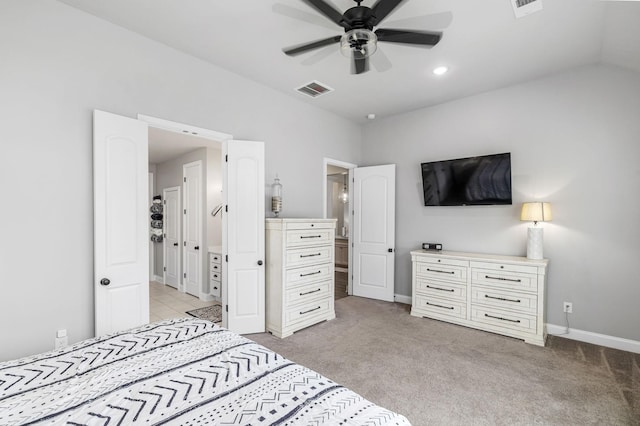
[547,323,640,354]
[153,274,164,284]
[394,294,411,305]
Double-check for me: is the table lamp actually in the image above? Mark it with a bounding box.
[520,202,552,260]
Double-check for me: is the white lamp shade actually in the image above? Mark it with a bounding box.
[520,202,552,222]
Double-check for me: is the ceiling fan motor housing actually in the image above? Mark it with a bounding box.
[343,6,377,30]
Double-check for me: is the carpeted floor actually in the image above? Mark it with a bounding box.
[250,296,639,425]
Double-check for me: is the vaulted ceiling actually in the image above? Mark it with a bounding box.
[59,0,640,123]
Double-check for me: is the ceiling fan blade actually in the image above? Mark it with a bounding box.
[273,3,338,31]
[301,0,349,29]
[384,11,453,30]
[351,55,370,75]
[283,35,342,56]
[371,48,392,73]
[375,28,442,46]
[301,44,339,65]
[371,0,407,25]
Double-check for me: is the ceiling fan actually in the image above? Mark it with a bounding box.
[282,0,444,74]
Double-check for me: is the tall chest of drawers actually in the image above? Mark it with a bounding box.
[411,250,549,346]
[266,218,337,338]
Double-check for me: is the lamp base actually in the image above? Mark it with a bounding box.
[526,227,544,260]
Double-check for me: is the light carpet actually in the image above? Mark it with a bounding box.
[250,296,639,425]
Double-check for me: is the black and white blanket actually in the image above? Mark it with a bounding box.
[0,318,410,425]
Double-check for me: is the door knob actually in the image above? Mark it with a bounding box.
[173,242,178,246]
[100,278,111,286]
[388,248,394,253]
[257,260,263,266]
[194,246,200,250]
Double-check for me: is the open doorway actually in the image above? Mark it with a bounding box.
[147,126,223,322]
[323,158,357,299]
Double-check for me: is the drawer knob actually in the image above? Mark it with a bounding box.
[100,278,110,286]
[257,260,263,266]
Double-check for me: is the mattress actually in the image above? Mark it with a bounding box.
[0,318,411,425]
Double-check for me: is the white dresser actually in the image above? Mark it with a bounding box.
[266,218,337,338]
[208,246,222,298]
[411,250,549,346]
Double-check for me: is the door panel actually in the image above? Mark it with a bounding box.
[163,187,180,289]
[223,140,265,335]
[352,164,396,302]
[183,161,202,297]
[94,110,149,336]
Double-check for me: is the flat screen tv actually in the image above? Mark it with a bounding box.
[421,153,512,206]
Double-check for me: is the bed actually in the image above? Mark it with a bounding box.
[0,318,411,425]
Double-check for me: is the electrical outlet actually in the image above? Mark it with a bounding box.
[563,302,573,314]
[55,329,68,350]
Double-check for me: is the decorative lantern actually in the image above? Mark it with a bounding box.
[271,175,282,217]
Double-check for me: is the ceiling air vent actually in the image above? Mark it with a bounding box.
[295,81,334,98]
[511,0,543,18]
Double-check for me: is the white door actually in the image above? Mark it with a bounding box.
[163,187,181,289]
[93,110,149,336]
[183,161,202,297]
[352,164,396,302]
[222,140,265,334]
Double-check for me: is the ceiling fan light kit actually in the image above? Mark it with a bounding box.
[283,0,445,74]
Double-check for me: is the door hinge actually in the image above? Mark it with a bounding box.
[184,177,186,183]
[225,255,228,262]
[225,305,228,312]
[163,266,166,272]
[163,200,166,205]
[225,205,228,212]
[183,273,186,278]
[225,155,228,162]
[183,241,186,246]
[184,209,186,214]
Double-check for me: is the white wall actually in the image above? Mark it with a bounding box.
[362,64,640,342]
[0,0,361,361]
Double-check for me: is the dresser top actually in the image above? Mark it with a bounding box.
[410,249,549,267]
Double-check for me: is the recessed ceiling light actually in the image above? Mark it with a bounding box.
[433,66,449,76]
[367,114,376,120]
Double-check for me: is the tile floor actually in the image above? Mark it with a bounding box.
[149,281,217,322]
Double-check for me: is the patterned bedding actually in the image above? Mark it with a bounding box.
[0,318,411,425]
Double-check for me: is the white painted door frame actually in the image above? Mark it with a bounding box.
[162,186,181,290]
[323,158,357,295]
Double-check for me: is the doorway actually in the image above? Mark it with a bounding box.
[148,125,223,322]
[323,158,357,298]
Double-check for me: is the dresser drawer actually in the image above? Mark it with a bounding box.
[284,298,332,327]
[415,261,467,284]
[285,263,333,288]
[415,278,466,302]
[414,294,466,320]
[471,306,537,333]
[285,221,336,230]
[285,281,331,307]
[210,271,221,282]
[471,268,537,292]
[286,229,334,248]
[471,287,537,314]
[210,262,222,274]
[286,246,333,268]
[470,261,537,275]
[210,253,222,264]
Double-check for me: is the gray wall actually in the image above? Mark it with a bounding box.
[0,0,361,361]
[362,64,640,341]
